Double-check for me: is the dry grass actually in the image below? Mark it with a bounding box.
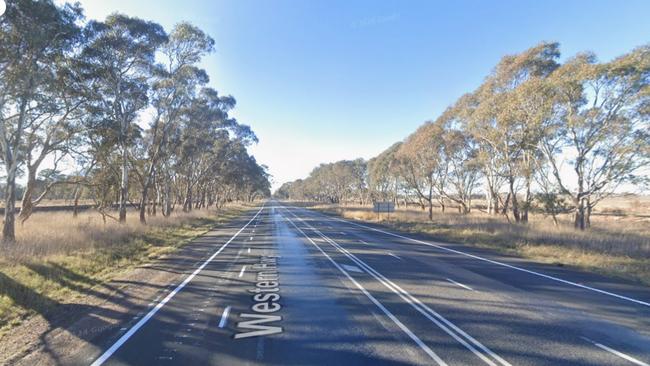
[313,203,650,285]
[0,204,251,336]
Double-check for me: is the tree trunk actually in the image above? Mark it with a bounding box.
[17,169,36,225]
[138,185,148,224]
[72,184,81,218]
[428,186,433,221]
[573,197,585,230]
[3,172,17,242]
[508,178,520,222]
[118,143,128,223]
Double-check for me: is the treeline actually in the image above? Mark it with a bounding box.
[276,42,650,230]
[0,0,270,242]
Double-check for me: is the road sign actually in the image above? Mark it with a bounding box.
[373,202,395,213]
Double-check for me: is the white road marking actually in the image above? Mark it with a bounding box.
[360,240,369,244]
[219,306,232,328]
[249,236,254,241]
[283,214,447,366]
[388,252,401,260]
[90,205,265,366]
[341,264,364,273]
[247,248,251,254]
[284,206,509,366]
[239,265,247,278]
[322,211,650,308]
[447,278,474,291]
[581,337,649,366]
[340,231,346,235]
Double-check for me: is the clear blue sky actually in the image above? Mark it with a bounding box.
[77,0,650,189]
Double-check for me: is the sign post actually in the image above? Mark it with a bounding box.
[373,201,395,220]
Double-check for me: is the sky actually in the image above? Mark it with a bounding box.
[74,0,650,190]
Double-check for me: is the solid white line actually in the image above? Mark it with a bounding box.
[90,205,265,366]
[581,337,649,366]
[239,265,247,278]
[388,252,401,260]
[219,306,232,328]
[447,278,474,291]
[318,210,650,308]
[284,206,509,366]
[283,213,447,365]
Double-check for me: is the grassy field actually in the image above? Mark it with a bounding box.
[0,204,251,337]
[312,197,650,286]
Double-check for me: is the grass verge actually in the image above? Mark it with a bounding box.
[0,204,251,338]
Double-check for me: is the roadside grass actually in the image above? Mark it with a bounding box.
[312,204,650,286]
[0,204,251,338]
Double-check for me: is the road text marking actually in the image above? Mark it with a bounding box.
[219,306,232,328]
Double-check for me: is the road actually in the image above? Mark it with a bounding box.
[69,201,650,365]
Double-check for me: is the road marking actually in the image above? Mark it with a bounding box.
[219,306,232,328]
[320,210,650,308]
[283,206,509,366]
[447,278,474,291]
[283,213,447,365]
[360,240,369,244]
[581,337,649,366]
[249,236,254,241]
[247,248,251,254]
[388,252,401,260]
[341,264,364,273]
[90,205,265,366]
[340,231,346,235]
[239,265,247,278]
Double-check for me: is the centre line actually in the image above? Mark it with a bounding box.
[388,252,401,260]
[239,265,247,278]
[219,306,232,328]
[446,278,474,291]
[247,248,251,254]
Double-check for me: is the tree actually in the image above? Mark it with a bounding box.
[135,22,213,223]
[0,0,83,241]
[82,14,167,222]
[541,46,650,229]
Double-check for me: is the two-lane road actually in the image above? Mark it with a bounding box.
[69,201,650,365]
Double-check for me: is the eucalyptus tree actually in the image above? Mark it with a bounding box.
[470,42,560,222]
[541,46,650,229]
[136,22,213,223]
[367,142,402,203]
[81,14,167,222]
[0,0,83,241]
[396,120,447,219]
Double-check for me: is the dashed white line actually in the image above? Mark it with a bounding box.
[249,236,254,241]
[388,252,401,260]
[219,306,232,328]
[359,240,369,244]
[446,278,474,291]
[283,214,447,365]
[341,263,364,273]
[239,265,247,278]
[581,337,649,366]
[247,248,251,254]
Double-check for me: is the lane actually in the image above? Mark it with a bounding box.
[84,203,465,365]
[279,203,650,365]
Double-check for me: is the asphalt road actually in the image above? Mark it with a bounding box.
[73,201,650,366]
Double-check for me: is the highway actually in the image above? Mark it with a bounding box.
[69,202,649,365]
